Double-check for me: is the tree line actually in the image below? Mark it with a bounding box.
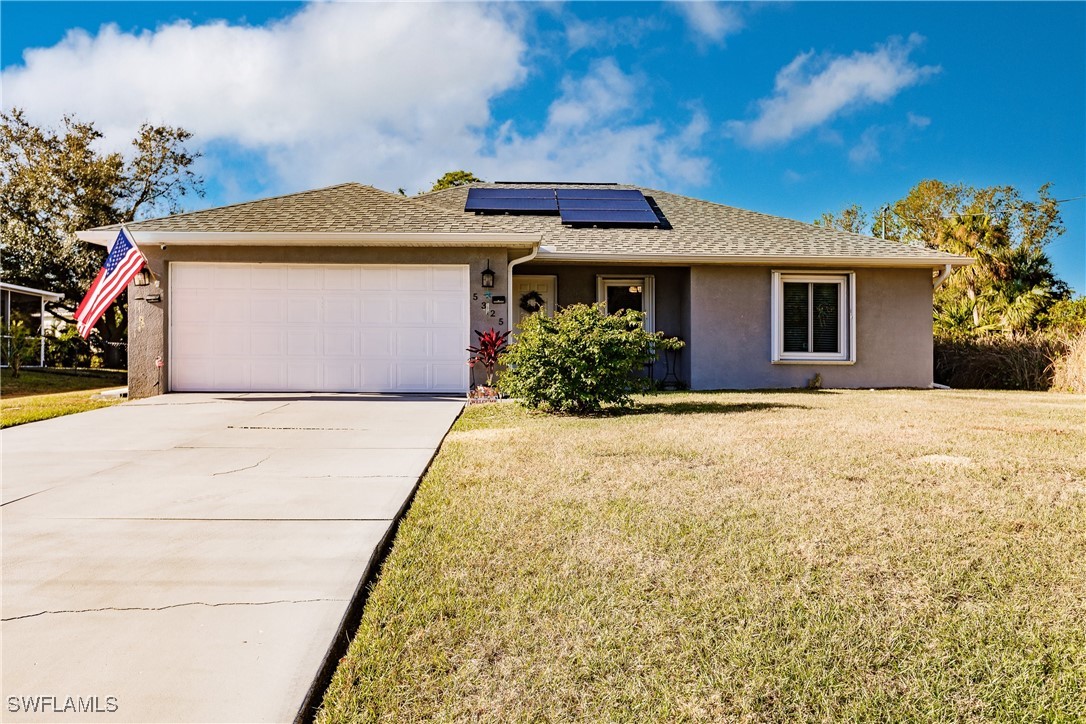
[813,180,1084,338]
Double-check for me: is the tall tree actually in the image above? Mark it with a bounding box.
[1,109,203,366]
[812,203,869,234]
[430,170,482,192]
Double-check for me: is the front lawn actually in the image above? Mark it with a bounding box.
[319,390,1086,722]
[1,368,127,428]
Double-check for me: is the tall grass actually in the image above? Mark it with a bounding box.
[1051,331,1086,393]
[933,332,1069,390]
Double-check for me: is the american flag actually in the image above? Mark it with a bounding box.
[74,227,147,338]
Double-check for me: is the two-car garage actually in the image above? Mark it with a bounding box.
[168,263,470,393]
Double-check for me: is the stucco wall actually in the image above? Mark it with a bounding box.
[688,266,934,389]
[129,245,517,398]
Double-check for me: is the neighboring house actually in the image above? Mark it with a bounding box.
[0,281,64,368]
[76,182,971,398]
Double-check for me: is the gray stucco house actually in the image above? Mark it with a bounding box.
[76,182,970,398]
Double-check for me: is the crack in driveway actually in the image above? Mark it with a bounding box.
[3,598,347,622]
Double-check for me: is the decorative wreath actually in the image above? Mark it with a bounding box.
[519,290,546,313]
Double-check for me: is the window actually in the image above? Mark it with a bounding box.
[596,276,655,331]
[771,272,854,363]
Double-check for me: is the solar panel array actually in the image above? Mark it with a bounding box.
[465,187,662,227]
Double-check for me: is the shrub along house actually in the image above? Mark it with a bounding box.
[75,182,970,398]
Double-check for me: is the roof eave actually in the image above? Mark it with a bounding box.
[535,250,974,267]
[75,230,541,248]
[0,281,65,300]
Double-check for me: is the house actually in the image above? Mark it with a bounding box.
[1,281,65,368]
[75,182,971,398]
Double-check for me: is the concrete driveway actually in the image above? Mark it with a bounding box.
[1,393,463,723]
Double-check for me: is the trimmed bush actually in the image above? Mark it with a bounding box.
[934,333,1068,390]
[498,303,683,414]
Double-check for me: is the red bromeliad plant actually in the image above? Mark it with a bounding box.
[467,328,511,388]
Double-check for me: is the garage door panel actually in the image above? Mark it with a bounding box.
[396,267,430,291]
[361,298,393,324]
[432,267,464,291]
[324,267,359,290]
[432,329,466,359]
[173,297,212,324]
[396,363,430,390]
[251,330,283,356]
[324,298,359,325]
[288,267,320,290]
[433,364,465,390]
[214,265,250,290]
[396,329,430,357]
[360,328,393,357]
[172,265,211,290]
[212,328,249,356]
[433,302,465,325]
[396,298,429,324]
[287,297,320,324]
[287,330,319,356]
[251,361,285,388]
[251,266,285,289]
[215,359,250,389]
[360,268,393,291]
[212,294,249,324]
[171,263,468,393]
[322,330,358,356]
[287,363,319,389]
[323,362,357,390]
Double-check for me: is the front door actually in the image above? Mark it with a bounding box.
[511,275,557,329]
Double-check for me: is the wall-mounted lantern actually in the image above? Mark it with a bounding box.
[481,261,496,289]
[133,269,153,287]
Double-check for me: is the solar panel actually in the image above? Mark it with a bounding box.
[465,188,558,214]
[556,189,647,201]
[556,188,659,226]
[557,198,651,211]
[559,208,661,226]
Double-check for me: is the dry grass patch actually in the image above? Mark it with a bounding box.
[319,390,1086,722]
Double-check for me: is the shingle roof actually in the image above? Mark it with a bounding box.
[106,183,510,235]
[88,180,968,265]
[419,183,964,262]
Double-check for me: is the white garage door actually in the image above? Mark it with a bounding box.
[169,263,470,393]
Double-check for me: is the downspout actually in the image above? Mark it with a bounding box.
[932,263,953,290]
[506,243,541,326]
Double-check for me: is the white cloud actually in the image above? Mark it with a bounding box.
[675,2,744,45]
[3,4,709,198]
[476,59,710,187]
[848,126,882,166]
[727,34,940,146]
[907,111,932,128]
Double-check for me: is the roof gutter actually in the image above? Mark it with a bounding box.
[535,250,975,268]
[932,263,955,289]
[0,282,65,300]
[75,230,541,248]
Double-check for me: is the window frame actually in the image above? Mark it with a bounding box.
[771,271,856,364]
[596,275,655,332]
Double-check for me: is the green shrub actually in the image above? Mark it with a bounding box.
[45,325,94,368]
[2,321,38,378]
[498,303,683,414]
[933,332,1067,390]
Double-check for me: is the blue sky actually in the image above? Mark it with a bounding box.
[3,1,1083,292]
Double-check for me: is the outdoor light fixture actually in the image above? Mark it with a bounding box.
[133,269,152,287]
[481,261,496,289]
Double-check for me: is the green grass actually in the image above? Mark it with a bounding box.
[1,368,127,428]
[319,389,1086,722]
